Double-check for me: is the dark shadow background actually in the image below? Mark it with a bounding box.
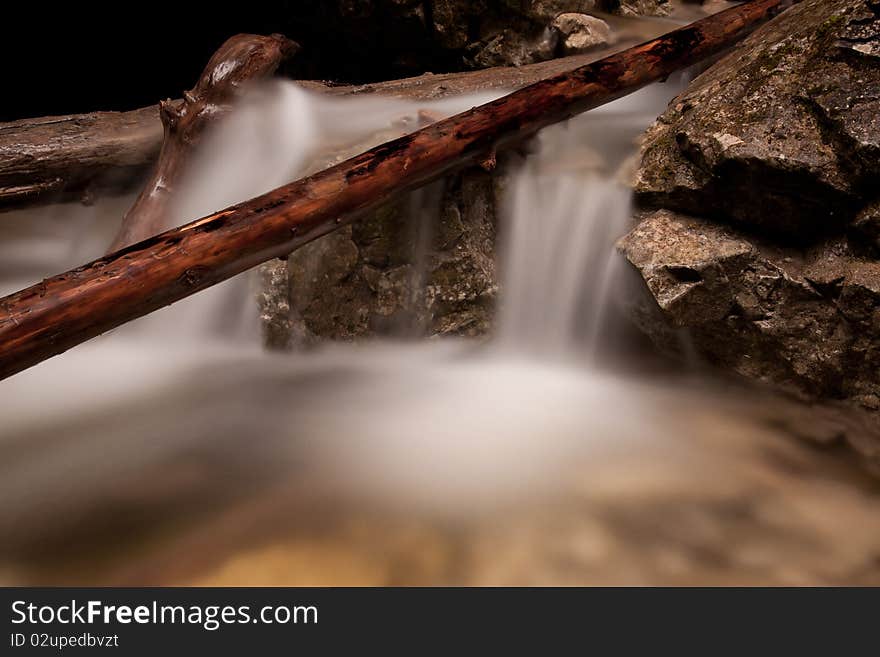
[0,2,462,122]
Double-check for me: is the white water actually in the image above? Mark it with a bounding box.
[0,80,693,516]
[6,68,880,588]
[2,72,822,557]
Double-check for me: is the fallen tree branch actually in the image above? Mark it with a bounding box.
[0,36,296,216]
[109,33,298,250]
[0,107,162,210]
[0,0,799,380]
[0,32,683,213]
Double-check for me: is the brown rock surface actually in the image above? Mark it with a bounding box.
[260,167,500,346]
[634,0,880,238]
[620,0,880,462]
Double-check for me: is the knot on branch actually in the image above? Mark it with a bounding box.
[158,99,184,131]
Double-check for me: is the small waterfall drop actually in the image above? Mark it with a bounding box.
[4,63,877,589]
[0,75,718,524]
[497,81,687,357]
[499,170,631,355]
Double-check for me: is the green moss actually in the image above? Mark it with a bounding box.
[816,14,846,41]
[753,38,804,74]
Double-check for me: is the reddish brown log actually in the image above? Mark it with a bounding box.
[0,37,677,213]
[0,0,799,380]
[0,7,735,215]
[109,33,298,251]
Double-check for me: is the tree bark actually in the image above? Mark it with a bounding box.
[0,107,162,210]
[0,32,691,213]
[0,0,799,380]
[109,33,298,251]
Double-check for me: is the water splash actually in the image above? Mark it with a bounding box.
[0,73,750,531]
[3,61,876,588]
[3,5,873,586]
[498,171,632,355]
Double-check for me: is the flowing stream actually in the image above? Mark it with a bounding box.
[1,72,879,585]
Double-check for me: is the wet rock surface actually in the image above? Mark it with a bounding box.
[259,168,500,345]
[621,0,880,462]
[634,0,880,238]
[620,210,880,406]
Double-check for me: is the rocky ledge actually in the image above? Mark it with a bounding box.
[619,0,880,462]
[285,0,675,79]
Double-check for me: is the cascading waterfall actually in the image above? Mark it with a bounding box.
[2,0,878,586]
[9,70,845,573]
[4,60,879,588]
[498,169,632,354]
[0,79,693,521]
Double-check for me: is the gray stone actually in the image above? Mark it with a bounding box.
[634,0,880,239]
[260,167,500,345]
[619,210,880,407]
[552,13,613,54]
[622,0,880,412]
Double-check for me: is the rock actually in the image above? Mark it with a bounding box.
[619,209,880,405]
[619,210,756,329]
[552,13,613,54]
[620,0,880,466]
[467,23,559,68]
[260,167,500,345]
[426,170,499,336]
[603,0,671,17]
[619,0,880,470]
[623,0,880,400]
[287,227,365,342]
[852,200,880,256]
[257,258,295,351]
[635,0,880,239]
[431,0,483,50]
[619,209,880,470]
[520,0,600,21]
[618,0,880,416]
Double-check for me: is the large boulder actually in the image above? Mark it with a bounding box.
[620,210,880,406]
[634,0,880,239]
[620,0,880,459]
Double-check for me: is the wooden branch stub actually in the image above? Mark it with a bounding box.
[108,33,299,251]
